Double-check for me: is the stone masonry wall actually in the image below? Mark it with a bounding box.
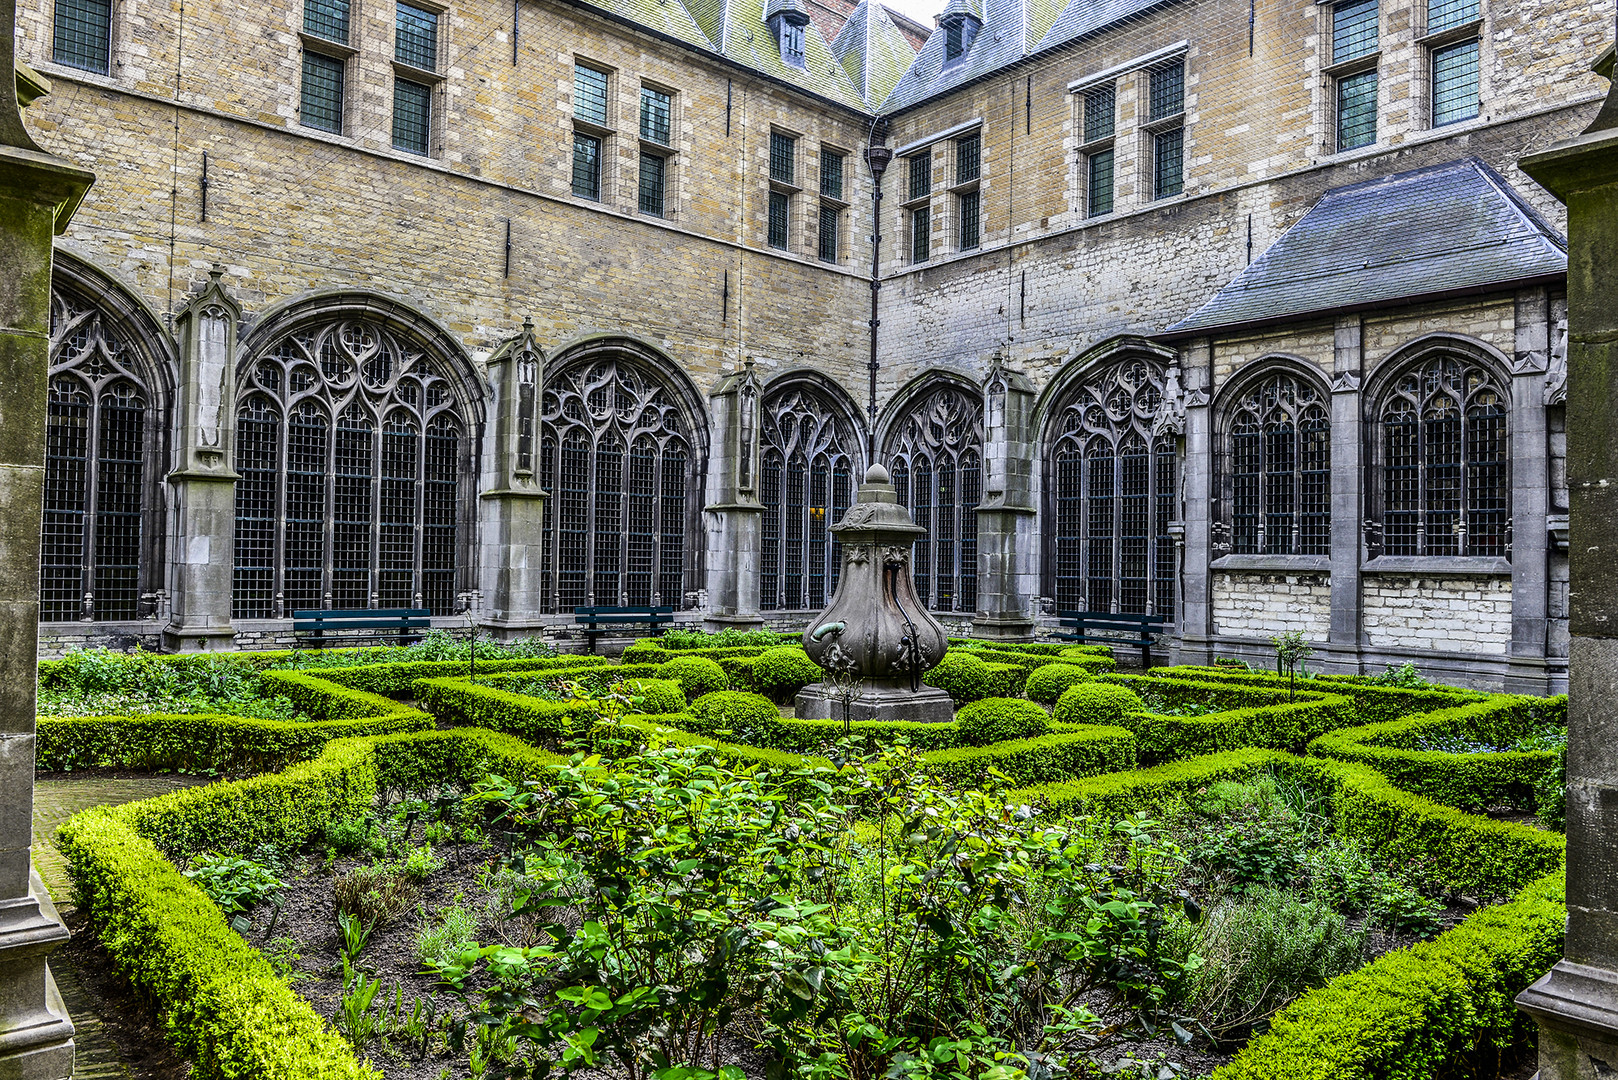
[1362,575,1514,656]
[1212,572,1332,642]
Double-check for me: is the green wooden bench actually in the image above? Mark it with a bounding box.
[292,608,432,650]
[572,605,675,654]
[1054,610,1170,668]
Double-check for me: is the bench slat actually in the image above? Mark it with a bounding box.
[293,620,432,631]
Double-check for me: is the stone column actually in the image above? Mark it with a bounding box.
[478,319,547,641]
[163,266,241,652]
[703,359,764,632]
[1505,287,1553,694]
[1326,315,1364,673]
[0,36,93,1080]
[971,360,1037,641]
[1514,51,1618,1075]
[1174,338,1214,665]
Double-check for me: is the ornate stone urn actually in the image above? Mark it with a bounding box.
[796,464,954,724]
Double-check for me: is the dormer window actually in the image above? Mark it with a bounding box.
[940,2,980,65]
[765,0,811,68]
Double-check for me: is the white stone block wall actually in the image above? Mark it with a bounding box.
[1212,572,1332,642]
[1362,576,1513,656]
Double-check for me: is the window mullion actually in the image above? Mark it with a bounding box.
[1111,445,1122,614]
[585,441,599,605]
[369,415,382,608]
[275,416,290,612]
[81,393,101,615]
[322,419,337,606]
[413,423,426,608]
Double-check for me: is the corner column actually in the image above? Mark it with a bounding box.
[163,266,241,652]
[478,320,548,641]
[0,43,94,1079]
[1505,287,1553,694]
[703,360,765,632]
[1516,64,1618,1074]
[971,362,1037,641]
[1326,315,1364,673]
[1175,338,1214,665]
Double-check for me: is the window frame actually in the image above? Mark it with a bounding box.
[1079,84,1117,218]
[1324,0,1380,154]
[391,77,433,155]
[52,0,114,74]
[571,60,615,202]
[1141,62,1186,201]
[1215,365,1333,559]
[299,48,348,135]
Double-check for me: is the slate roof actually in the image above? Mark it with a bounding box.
[879,0,1063,109]
[1162,158,1568,337]
[1036,0,1177,54]
[831,0,919,106]
[717,0,873,108]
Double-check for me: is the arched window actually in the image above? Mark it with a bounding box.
[1376,352,1508,557]
[760,382,859,611]
[886,383,984,613]
[232,320,466,617]
[1047,355,1177,616]
[538,354,699,610]
[41,289,158,621]
[1223,370,1330,555]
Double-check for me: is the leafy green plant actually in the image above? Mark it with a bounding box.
[1022,662,1091,705]
[1270,632,1314,700]
[657,655,729,700]
[335,863,418,928]
[338,911,373,967]
[1535,744,1567,829]
[1367,661,1430,689]
[1369,881,1443,938]
[414,901,480,970]
[336,968,384,1052]
[1053,682,1145,726]
[182,853,284,917]
[263,935,309,984]
[400,845,444,882]
[750,646,824,703]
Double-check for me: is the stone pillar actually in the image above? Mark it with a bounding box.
[703,359,764,632]
[1326,315,1364,673]
[1174,337,1214,665]
[971,361,1037,641]
[478,319,547,641]
[0,36,93,1080]
[1505,287,1553,694]
[163,266,241,652]
[1514,50,1618,1075]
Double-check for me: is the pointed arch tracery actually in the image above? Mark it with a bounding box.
[232,318,468,617]
[884,382,984,613]
[1217,365,1331,556]
[1045,353,1177,617]
[760,378,862,611]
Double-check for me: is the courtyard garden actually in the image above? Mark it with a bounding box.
[40,631,1568,1079]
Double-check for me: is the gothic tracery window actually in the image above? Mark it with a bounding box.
[41,289,156,621]
[1376,352,1508,557]
[538,355,698,611]
[760,383,859,611]
[1048,355,1177,617]
[1225,371,1330,555]
[887,384,984,613]
[232,320,465,618]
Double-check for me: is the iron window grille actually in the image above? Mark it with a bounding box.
[768,191,790,249]
[40,289,157,622]
[392,79,431,155]
[1153,127,1183,199]
[778,19,806,67]
[300,52,345,134]
[574,64,610,126]
[1048,355,1178,617]
[760,385,857,611]
[888,385,984,613]
[538,355,698,610]
[957,190,980,250]
[821,152,844,199]
[945,19,964,60]
[54,0,112,73]
[1224,372,1331,556]
[305,0,350,42]
[1083,85,1116,143]
[1428,0,1478,32]
[1087,148,1115,216]
[1431,39,1479,126]
[231,319,465,618]
[910,205,931,263]
[955,134,980,184]
[1336,70,1378,150]
[395,2,438,70]
[908,151,932,201]
[640,86,672,145]
[818,204,840,262]
[572,133,602,200]
[1333,0,1379,63]
[770,132,797,184]
[1376,353,1508,558]
[639,153,666,216]
[1148,62,1185,121]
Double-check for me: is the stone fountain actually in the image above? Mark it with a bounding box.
[796,464,954,724]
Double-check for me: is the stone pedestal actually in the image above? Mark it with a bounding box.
[703,362,765,632]
[971,362,1037,641]
[0,45,92,1079]
[795,678,955,724]
[1514,45,1618,1077]
[478,321,548,640]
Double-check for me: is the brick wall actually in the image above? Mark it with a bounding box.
[1212,572,1332,641]
[1362,575,1514,655]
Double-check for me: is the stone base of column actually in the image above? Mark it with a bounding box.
[0,870,74,1079]
[1518,961,1618,1078]
[794,680,955,724]
[1170,634,1215,667]
[476,619,551,644]
[704,613,766,633]
[968,614,1035,641]
[161,620,236,652]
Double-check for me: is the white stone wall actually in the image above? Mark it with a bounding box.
[1362,576,1513,656]
[1212,572,1332,642]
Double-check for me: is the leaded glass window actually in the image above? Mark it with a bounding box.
[958,189,979,251]
[1427,0,1478,33]
[300,52,345,134]
[1087,149,1114,216]
[1225,372,1330,556]
[639,153,666,216]
[887,385,984,613]
[393,79,431,155]
[908,151,932,200]
[572,133,601,200]
[761,385,857,611]
[1377,353,1507,558]
[1149,61,1184,120]
[1153,126,1183,199]
[1083,85,1115,143]
[911,205,930,263]
[41,289,156,621]
[1431,39,1479,126]
[574,64,610,125]
[1337,69,1378,151]
[820,151,844,199]
[395,2,438,70]
[1048,355,1177,616]
[54,0,112,73]
[956,133,980,184]
[818,204,840,263]
[232,319,465,618]
[305,0,350,42]
[1332,0,1379,63]
[640,86,672,145]
[539,355,699,609]
[770,132,796,184]
[768,190,789,249]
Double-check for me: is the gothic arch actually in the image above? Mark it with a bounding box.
[232,293,483,617]
[538,336,710,612]
[42,252,177,622]
[1212,357,1332,558]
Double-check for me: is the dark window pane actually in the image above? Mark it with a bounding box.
[1087,148,1114,216]
[1432,39,1479,126]
[818,204,839,262]
[911,205,930,263]
[640,86,671,144]
[300,52,345,133]
[1337,69,1378,150]
[1427,0,1478,33]
[958,189,979,250]
[572,133,601,200]
[41,378,89,620]
[945,19,963,60]
[1149,61,1184,121]
[1154,126,1183,198]
[821,151,843,198]
[770,131,796,183]
[232,398,279,619]
[956,133,980,184]
[1083,85,1116,142]
[395,2,438,70]
[574,64,609,125]
[639,153,666,216]
[304,0,350,43]
[1333,0,1378,63]
[768,190,789,249]
[55,0,112,72]
[392,79,431,155]
[908,151,931,200]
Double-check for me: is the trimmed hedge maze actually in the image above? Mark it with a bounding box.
[44,638,1568,1080]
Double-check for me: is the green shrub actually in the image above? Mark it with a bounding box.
[1053,682,1145,727]
[657,655,728,700]
[620,640,671,663]
[954,697,1049,745]
[923,652,990,705]
[921,727,1137,787]
[750,647,822,703]
[621,678,688,715]
[687,691,783,745]
[1024,662,1091,705]
[1010,748,1291,820]
[1536,746,1567,829]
